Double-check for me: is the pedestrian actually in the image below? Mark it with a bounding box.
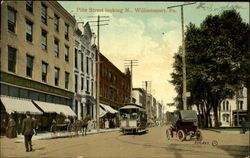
[50,119,57,133]
[22,111,35,152]
[6,115,17,138]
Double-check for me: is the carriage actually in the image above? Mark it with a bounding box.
[119,103,148,134]
[166,110,202,141]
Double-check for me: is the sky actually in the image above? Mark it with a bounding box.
[59,1,249,110]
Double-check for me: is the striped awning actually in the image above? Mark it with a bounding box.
[100,103,118,114]
[33,100,76,117]
[0,96,42,114]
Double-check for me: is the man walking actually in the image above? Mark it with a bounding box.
[22,111,35,152]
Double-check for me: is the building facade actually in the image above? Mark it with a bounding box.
[0,1,76,129]
[99,53,131,128]
[220,87,248,127]
[132,88,146,107]
[73,22,96,121]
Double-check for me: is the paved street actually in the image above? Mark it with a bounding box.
[0,125,249,158]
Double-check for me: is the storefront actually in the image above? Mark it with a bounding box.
[99,103,118,129]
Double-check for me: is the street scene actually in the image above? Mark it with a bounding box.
[0,1,249,158]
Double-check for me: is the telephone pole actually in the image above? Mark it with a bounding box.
[88,15,109,132]
[167,2,196,110]
[124,60,138,102]
[143,81,151,121]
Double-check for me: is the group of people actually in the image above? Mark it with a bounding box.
[3,112,92,152]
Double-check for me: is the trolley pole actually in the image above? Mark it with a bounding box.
[88,15,109,132]
[167,2,196,110]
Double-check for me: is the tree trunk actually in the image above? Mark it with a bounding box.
[247,81,250,122]
[213,105,220,127]
[196,104,202,128]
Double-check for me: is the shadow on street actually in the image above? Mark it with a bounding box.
[216,145,249,157]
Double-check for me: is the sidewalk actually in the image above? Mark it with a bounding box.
[15,128,120,143]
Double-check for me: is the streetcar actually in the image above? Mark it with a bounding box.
[119,103,148,134]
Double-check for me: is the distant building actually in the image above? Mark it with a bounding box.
[219,87,248,127]
[132,88,146,107]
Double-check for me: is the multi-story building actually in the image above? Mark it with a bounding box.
[0,1,76,129]
[99,53,131,128]
[220,87,248,127]
[73,22,96,121]
[132,88,146,107]
[156,101,163,125]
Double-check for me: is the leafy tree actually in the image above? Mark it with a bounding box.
[170,9,249,127]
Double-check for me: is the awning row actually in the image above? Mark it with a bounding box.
[0,96,76,117]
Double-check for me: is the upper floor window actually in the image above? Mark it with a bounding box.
[81,77,84,91]
[8,7,16,32]
[81,53,84,72]
[65,72,69,89]
[86,57,89,74]
[26,55,34,78]
[54,67,60,86]
[64,23,69,40]
[54,39,59,57]
[75,74,78,93]
[41,3,47,24]
[74,49,78,68]
[41,29,47,50]
[64,45,69,62]
[54,14,59,32]
[42,62,48,83]
[8,46,17,73]
[26,19,33,42]
[26,0,33,12]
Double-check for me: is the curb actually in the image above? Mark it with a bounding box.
[15,128,120,143]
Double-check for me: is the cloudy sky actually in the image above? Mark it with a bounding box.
[59,1,249,109]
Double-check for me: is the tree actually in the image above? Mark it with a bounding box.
[170,9,249,127]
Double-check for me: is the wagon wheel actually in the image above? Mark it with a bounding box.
[177,130,185,141]
[166,129,172,140]
[195,129,202,140]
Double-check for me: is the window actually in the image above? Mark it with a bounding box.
[8,7,16,32]
[64,45,69,62]
[26,0,33,12]
[54,67,60,86]
[86,57,89,74]
[238,101,243,110]
[42,62,48,83]
[81,77,84,91]
[86,79,89,92]
[64,23,69,40]
[91,81,93,96]
[26,19,33,42]
[54,39,59,57]
[81,53,84,72]
[91,60,93,76]
[75,74,78,93]
[226,101,229,111]
[8,46,17,73]
[65,72,69,89]
[54,14,59,32]
[41,29,47,50]
[74,49,78,68]
[41,3,47,24]
[26,55,33,77]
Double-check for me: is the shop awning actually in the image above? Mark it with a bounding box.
[0,96,42,114]
[33,100,76,117]
[100,106,107,117]
[100,103,118,114]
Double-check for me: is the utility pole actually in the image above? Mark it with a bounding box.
[88,15,109,132]
[143,81,151,122]
[124,60,138,102]
[167,2,196,110]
